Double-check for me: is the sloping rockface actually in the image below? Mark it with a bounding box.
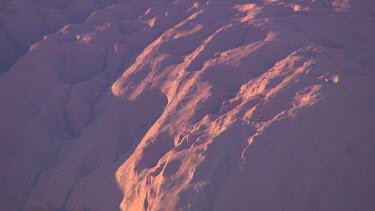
[0,0,119,74]
[1,0,375,210]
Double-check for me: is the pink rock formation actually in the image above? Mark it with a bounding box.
[1,0,374,210]
[0,0,118,73]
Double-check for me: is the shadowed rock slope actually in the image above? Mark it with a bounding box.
[1,0,375,210]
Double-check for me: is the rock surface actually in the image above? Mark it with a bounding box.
[1,0,375,210]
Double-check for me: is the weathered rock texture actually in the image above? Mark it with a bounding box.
[1,0,375,210]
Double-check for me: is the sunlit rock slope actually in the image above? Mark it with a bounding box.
[1,0,374,210]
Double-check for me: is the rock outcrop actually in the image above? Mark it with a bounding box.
[1,0,374,210]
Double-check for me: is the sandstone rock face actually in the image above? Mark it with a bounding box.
[1,0,375,210]
[0,0,118,73]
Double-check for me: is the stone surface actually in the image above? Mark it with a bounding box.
[0,0,375,210]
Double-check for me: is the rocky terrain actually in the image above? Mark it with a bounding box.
[1,0,375,210]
